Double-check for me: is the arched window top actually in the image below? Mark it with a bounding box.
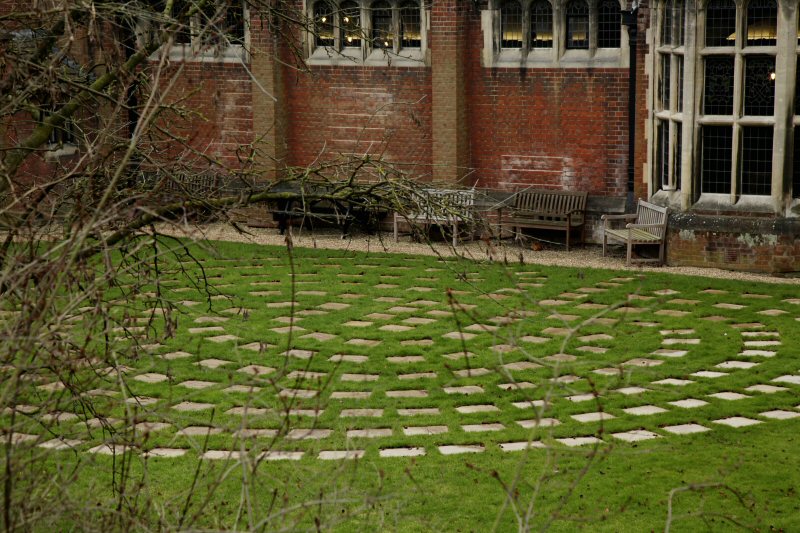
[340,0,361,48]
[746,0,777,46]
[598,0,621,48]
[566,0,589,49]
[705,0,736,47]
[660,0,684,46]
[400,0,421,49]
[530,0,553,49]
[314,0,335,47]
[371,0,394,49]
[566,0,589,16]
[501,0,523,48]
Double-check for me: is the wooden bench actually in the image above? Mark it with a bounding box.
[506,189,587,251]
[393,188,476,247]
[601,199,669,265]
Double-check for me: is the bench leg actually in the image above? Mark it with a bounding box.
[393,214,399,243]
[626,240,633,266]
[659,241,666,265]
[452,221,458,248]
[565,227,570,252]
[602,231,607,257]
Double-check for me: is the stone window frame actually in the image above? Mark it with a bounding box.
[40,103,80,159]
[149,1,250,63]
[306,0,430,66]
[648,0,800,215]
[482,0,630,68]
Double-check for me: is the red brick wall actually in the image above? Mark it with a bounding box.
[284,66,433,179]
[464,12,630,195]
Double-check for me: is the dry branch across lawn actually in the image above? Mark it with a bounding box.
[3,240,800,530]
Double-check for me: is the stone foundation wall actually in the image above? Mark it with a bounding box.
[666,213,800,274]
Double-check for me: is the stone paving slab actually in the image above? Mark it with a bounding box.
[438,445,484,455]
[380,447,426,457]
[713,417,762,428]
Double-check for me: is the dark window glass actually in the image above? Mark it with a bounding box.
[42,105,77,146]
[314,1,335,46]
[660,55,671,110]
[170,0,193,44]
[566,0,589,50]
[530,0,553,49]
[674,124,682,187]
[657,120,669,190]
[793,127,800,197]
[677,56,684,112]
[705,0,736,47]
[661,0,673,46]
[795,56,800,113]
[223,0,245,44]
[501,0,523,48]
[674,0,684,45]
[744,55,775,116]
[701,126,733,194]
[740,127,773,195]
[400,1,421,48]
[341,1,361,47]
[372,1,393,49]
[704,56,734,115]
[746,0,777,46]
[598,0,621,48]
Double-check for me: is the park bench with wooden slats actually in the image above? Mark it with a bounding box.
[393,188,476,247]
[601,199,669,266]
[506,189,588,251]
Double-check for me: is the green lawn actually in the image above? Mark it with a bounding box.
[3,239,800,531]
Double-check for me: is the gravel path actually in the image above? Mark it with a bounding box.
[157,222,800,285]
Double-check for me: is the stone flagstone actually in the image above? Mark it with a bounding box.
[456,404,499,414]
[498,382,536,390]
[453,368,491,378]
[387,356,425,364]
[282,349,316,359]
[329,354,368,363]
[162,351,193,360]
[241,342,275,352]
[438,445,484,455]
[662,338,701,345]
[319,450,365,460]
[398,408,440,416]
[712,417,762,428]
[691,371,728,378]
[380,325,414,332]
[272,326,306,334]
[708,392,750,400]
[612,429,660,442]
[341,409,383,418]
[206,334,241,343]
[346,339,382,347]
[502,361,541,371]
[330,391,372,399]
[278,388,318,399]
[760,410,800,420]
[380,447,426,457]
[347,428,393,439]
[188,326,225,334]
[745,384,787,394]
[134,372,169,383]
[224,385,263,393]
[398,372,437,380]
[178,426,223,436]
[623,358,663,367]
[173,401,215,412]
[652,378,694,386]
[615,386,649,395]
[386,390,428,398]
[772,375,800,385]
[669,398,708,408]
[443,385,484,395]
[344,321,373,327]
[572,412,615,423]
[403,425,448,436]
[738,350,776,358]
[499,441,546,452]
[462,423,505,432]
[623,405,667,416]
[238,365,275,376]
[197,358,233,369]
[716,361,758,370]
[517,418,561,428]
[557,436,602,447]
[662,423,710,435]
[286,429,332,440]
[301,332,337,341]
[341,373,379,382]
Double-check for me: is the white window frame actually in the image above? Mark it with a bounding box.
[482,0,629,68]
[306,0,430,66]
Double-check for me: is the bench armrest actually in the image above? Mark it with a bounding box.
[601,213,637,221]
[625,222,666,230]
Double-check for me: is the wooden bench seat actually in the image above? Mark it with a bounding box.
[601,199,669,265]
[506,189,588,251]
[393,188,476,247]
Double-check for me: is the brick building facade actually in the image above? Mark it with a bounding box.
[6,0,800,273]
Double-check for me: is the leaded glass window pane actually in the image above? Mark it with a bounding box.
[701,126,733,193]
[530,0,553,49]
[400,1,420,48]
[674,124,682,187]
[746,0,777,47]
[501,0,523,48]
[314,1,335,46]
[372,1,393,49]
[341,1,361,47]
[598,0,621,48]
[657,120,669,189]
[793,127,800,197]
[740,126,773,195]
[677,56,684,112]
[566,0,589,50]
[744,56,775,116]
[660,55,671,110]
[705,0,736,47]
[704,56,734,115]
[674,0,684,45]
[661,0,673,46]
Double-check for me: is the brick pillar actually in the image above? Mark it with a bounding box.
[430,0,470,184]
[250,15,287,181]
